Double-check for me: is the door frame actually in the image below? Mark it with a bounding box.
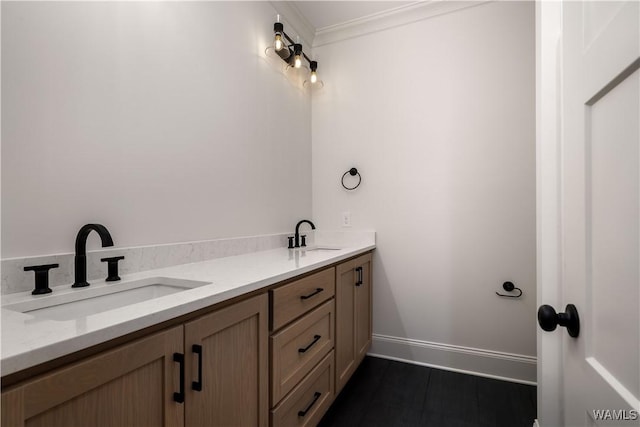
[535,1,563,425]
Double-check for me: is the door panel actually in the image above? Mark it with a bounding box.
[1,326,184,427]
[588,69,639,400]
[335,260,356,394]
[355,255,372,361]
[184,294,268,427]
[25,360,165,427]
[560,1,640,425]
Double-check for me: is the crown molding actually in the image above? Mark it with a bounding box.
[313,0,492,48]
[269,1,316,49]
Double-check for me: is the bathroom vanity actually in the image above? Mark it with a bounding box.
[1,241,374,427]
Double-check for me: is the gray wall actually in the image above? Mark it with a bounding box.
[311,2,536,379]
[1,2,311,258]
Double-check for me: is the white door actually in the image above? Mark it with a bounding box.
[538,1,640,426]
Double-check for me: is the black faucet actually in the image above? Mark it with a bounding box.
[72,224,114,288]
[294,220,316,248]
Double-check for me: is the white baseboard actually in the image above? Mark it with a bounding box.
[369,334,537,385]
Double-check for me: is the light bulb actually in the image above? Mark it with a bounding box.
[273,22,285,52]
[292,44,303,69]
[308,61,319,84]
[274,34,283,51]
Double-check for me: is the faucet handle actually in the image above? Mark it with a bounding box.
[301,235,307,247]
[287,236,295,249]
[24,264,59,295]
[101,256,124,282]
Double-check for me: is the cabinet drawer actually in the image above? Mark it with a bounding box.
[271,300,335,405]
[271,351,335,427]
[271,268,335,331]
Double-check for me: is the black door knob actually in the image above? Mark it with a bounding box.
[537,304,580,338]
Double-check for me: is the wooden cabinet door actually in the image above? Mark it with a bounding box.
[335,253,373,395]
[354,253,372,363]
[184,294,268,427]
[1,326,184,427]
[335,259,357,394]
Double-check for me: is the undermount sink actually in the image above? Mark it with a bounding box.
[302,246,342,252]
[3,277,210,321]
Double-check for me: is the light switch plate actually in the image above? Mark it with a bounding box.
[341,211,352,227]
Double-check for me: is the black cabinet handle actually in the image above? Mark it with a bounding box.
[173,353,185,403]
[298,392,322,417]
[355,267,363,286]
[300,288,324,300]
[192,344,203,391]
[298,335,321,353]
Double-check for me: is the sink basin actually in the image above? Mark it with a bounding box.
[3,277,210,321]
[302,246,342,252]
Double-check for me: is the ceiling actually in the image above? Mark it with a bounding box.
[291,1,416,31]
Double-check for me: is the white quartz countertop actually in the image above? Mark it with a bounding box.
[1,236,375,376]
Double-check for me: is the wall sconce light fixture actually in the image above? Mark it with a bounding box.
[267,17,324,88]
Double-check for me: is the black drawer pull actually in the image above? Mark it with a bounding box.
[355,267,363,286]
[298,335,321,353]
[300,288,324,300]
[192,344,203,391]
[173,353,185,403]
[298,392,322,417]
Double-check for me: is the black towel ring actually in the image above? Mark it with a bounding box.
[342,168,361,190]
[496,281,523,298]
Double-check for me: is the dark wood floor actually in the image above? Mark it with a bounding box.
[319,357,536,427]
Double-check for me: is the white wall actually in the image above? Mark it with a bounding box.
[1,2,311,258]
[312,2,536,378]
